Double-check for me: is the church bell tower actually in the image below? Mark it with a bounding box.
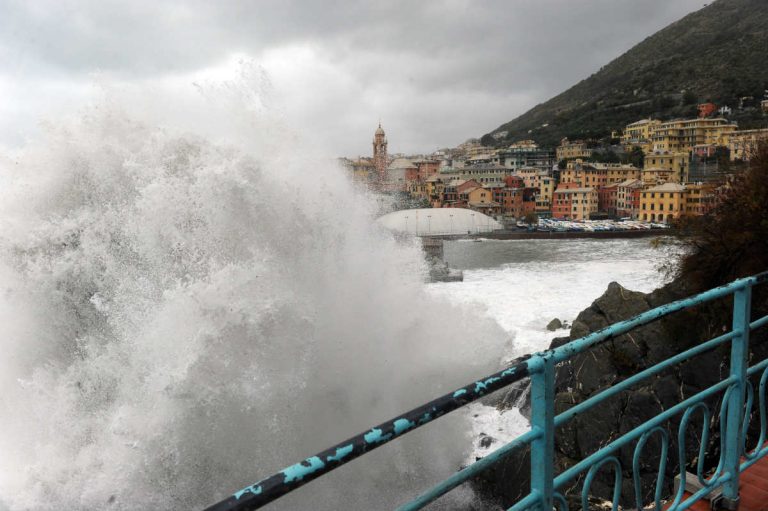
[372,122,388,185]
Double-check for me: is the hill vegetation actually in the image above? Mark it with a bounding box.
[482,0,768,148]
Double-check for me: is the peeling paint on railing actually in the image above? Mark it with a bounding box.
[203,271,768,511]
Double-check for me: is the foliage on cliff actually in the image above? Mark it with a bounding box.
[483,0,768,147]
[676,142,768,301]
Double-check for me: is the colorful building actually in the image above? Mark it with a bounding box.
[641,167,676,186]
[643,151,689,183]
[616,179,644,219]
[493,142,555,171]
[465,186,500,215]
[561,160,640,188]
[697,102,717,118]
[639,182,685,223]
[598,184,619,217]
[622,119,661,152]
[726,128,768,161]
[343,158,376,186]
[650,118,737,153]
[536,175,556,215]
[552,183,598,220]
[451,163,515,184]
[556,138,593,161]
[683,183,716,216]
[386,158,418,193]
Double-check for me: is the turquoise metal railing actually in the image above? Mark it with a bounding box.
[203,271,768,511]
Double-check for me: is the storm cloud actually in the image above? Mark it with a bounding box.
[1,0,705,155]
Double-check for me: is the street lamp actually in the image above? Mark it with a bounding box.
[405,215,409,233]
[471,213,475,234]
[449,214,454,235]
[427,215,432,234]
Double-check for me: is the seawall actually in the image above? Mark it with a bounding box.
[429,229,672,241]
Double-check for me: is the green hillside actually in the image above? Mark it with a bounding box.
[483,0,768,148]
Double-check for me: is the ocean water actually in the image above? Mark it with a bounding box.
[429,238,679,464]
[433,238,678,357]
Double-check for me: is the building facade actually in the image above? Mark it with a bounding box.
[727,128,768,161]
[552,183,598,220]
[616,179,643,219]
[650,118,737,153]
[644,151,689,183]
[622,118,661,152]
[556,138,593,161]
[639,183,685,223]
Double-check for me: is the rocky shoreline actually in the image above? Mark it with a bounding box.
[471,278,768,510]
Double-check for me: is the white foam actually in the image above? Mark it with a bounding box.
[430,238,676,465]
[0,79,507,510]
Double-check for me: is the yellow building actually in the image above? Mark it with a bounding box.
[561,160,640,188]
[514,167,542,188]
[556,138,593,160]
[639,183,685,223]
[622,118,661,152]
[459,141,488,158]
[642,168,675,186]
[683,183,716,216]
[509,139,539,150]
[536,175,555,213]
[466,186,501,215]
[466,186,492,204]
[650,118,737,153]
[726,128,768,161]
[425,174,459,207]
[408,180,428,200]
[343,158,376,185]
[643,151,689,183]
[600,163,642,185]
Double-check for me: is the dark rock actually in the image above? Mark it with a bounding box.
[480,435,495,449]
[474,278,768,510]
[497,379,531,413]
[547,318,563,331]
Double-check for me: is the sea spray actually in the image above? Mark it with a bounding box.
[0,90,507,509]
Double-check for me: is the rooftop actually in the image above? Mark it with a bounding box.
[554,187,595,194]
[646,182,685,192]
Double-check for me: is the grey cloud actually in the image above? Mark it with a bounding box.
[1,0,706,154]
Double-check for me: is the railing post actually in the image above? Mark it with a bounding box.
[723,285,752,509]
[530,354,555,510]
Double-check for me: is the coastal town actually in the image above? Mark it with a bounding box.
[342,98,768,226]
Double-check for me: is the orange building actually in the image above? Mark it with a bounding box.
[598,184,619,217]
[552,183,598,220]
[616,179,644,219]
[698,102,717,118]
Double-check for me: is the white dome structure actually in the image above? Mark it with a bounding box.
[377,208,502,236]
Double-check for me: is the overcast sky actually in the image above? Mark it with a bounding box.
[1,0,706,156]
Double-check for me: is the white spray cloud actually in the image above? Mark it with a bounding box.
[0,65,508,510]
